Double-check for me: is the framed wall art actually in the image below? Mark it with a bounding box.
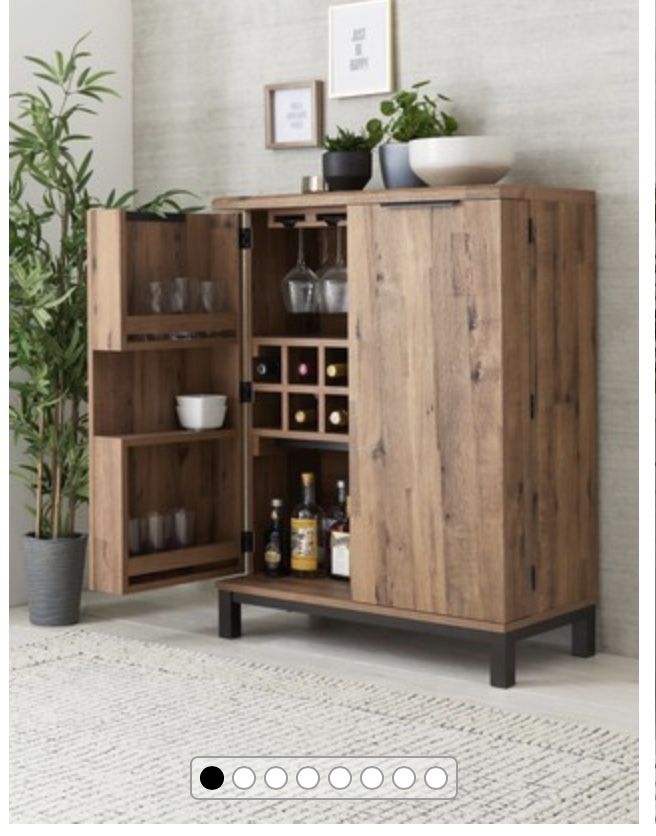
[264,80,324,149]
[328,0,393,98]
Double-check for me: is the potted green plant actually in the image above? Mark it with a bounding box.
[9,35,199,626]
[368,80,458,189]
[322,123,383,191]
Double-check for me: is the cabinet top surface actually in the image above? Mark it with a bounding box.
[212,184,595,212]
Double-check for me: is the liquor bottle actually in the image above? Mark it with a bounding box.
[328,408,349,429]
[293,407,318,428]
[322,479,347,565]
[263,498,288,577]
[254,356,280,382]
[290,472,324,577]
[326,362,348,382]
[330,496,351,580]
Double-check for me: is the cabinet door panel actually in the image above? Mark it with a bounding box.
[348,201,511,622]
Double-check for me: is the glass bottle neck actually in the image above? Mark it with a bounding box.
[303,483,315,505]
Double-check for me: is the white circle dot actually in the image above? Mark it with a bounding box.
[328,766,352,789]
[232,766,256,790]
[264,766,287,789]
[392,766,416,789]
[360,766,384,789]
[296,766,320,789]
[425,766,448,790]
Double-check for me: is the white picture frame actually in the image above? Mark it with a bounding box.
[264,81,324,149]
[328,0,393,99]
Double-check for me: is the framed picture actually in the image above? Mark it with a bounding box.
[328,0,393,98]
[264,80,324,149]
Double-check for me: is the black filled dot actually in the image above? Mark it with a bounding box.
[200,766,224,790]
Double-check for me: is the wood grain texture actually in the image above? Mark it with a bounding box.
[529,199,598,613]
[348,200,507,622]
[88,209,127,350]
[88,437,127,594]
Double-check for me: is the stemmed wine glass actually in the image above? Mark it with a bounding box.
[318,224,347,313]
[281,227,319,314]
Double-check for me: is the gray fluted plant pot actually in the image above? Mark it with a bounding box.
[24,533,87,626]
[379,142,427,188]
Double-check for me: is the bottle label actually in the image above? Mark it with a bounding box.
[331,531,350,577]
[291,518,318,571]
[264,532,282,569]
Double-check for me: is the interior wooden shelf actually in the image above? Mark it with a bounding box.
[127,540,239,577]
[95,428,237,447]
[253,383,349,396]
[253,428,349,444]
[124,335,238,352]
[253,336,348,348]
[125,311,238,336]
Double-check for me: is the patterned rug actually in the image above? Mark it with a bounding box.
[10,629,637,823]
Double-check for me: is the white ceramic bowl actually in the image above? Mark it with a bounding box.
[408,136,514,186]
[176,395,228,431]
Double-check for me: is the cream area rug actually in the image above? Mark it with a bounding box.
[10,629,637,824]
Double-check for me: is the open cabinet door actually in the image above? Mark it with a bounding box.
[88,209,249,593]
[348,199,530,623]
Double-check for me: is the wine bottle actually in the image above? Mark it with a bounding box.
[294,407,317,427]
[263,498,289,577]
[290,472,324,577]
[323,478,347,546]
[296,359,316,380]
[254,356,280,381]
[328,408,348,428]
[326,362,348,381]
[330,496,350,580]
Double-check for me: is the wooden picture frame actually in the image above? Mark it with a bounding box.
[264,80,324,149]
[328,0,393,98]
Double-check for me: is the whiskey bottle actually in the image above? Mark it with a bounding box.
[326,362,348,382]
[263,498,288,577]
[328,408,349,429]
[290,472,323,577]
[330,496,350,580]
[323,478,347,533]
[254,356,280,382]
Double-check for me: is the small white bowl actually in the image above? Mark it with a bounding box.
[408,136,514,186]
[176,400,228,431]
[176,394,227,407]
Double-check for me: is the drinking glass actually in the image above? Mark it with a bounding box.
[200,280,217,313]
[318,225,348,313]
[172,508,195,548]
[145,511,172,552]
[146,280,166,314]
[281,228,320,313]
[169,276,199,314]
[128,517,145,556]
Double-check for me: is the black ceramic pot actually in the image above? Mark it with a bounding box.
[322,151,372,191]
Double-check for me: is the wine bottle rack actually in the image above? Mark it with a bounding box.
[252,337,349,441]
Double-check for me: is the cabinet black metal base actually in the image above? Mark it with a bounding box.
[217,589,596,688]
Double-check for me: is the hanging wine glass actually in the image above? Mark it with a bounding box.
[281,227,320,314]
[315,227,332,279]
[318,224,347,314]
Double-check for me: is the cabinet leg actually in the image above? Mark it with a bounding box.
[218,590,241,639]
[490,634,516,688]
[571,605,596,657]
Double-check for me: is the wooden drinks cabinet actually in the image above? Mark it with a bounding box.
[88,185,597,687]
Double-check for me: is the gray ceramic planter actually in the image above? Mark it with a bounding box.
[24,533,87,626]
[379,142,426,188]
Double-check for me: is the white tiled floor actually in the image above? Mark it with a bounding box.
[10,582,638,735]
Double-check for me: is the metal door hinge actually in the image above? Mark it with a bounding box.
[530,565,537,590]
[529,393,535,419]
[239,227,252,249]
[528,217,535,244]
[240,381,253,403]
[241,530,254,554]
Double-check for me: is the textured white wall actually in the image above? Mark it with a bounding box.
[9,0,134,605]
[132,0,638,655]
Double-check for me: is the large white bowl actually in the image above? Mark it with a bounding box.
[176,396,228,431]
[408,136,514,186]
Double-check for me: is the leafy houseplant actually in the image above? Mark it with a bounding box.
[367,80,459,189]
[9,35,198,625]
[322,124,383,191]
